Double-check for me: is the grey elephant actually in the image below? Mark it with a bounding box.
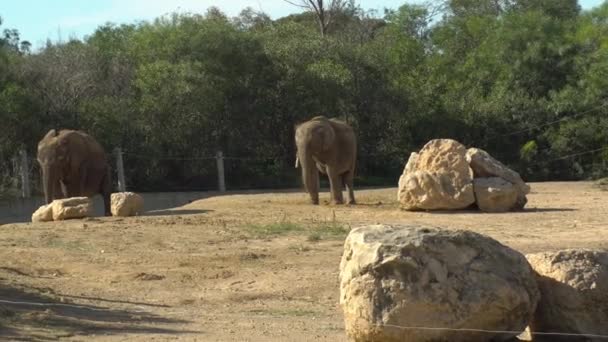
[295,116,357,205]
[37,129,112,216]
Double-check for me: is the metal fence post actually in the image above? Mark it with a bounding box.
[216,151,226,193]
[19,149,31,198]
[115,148,126,192]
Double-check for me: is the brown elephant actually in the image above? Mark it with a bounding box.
[295,116,357,205]
[37,129,112,216]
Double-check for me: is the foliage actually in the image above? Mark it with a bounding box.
[1,1,608,195]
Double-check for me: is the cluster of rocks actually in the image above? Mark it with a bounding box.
[31,192,144,222]
[398,139,530,212]
[32,197,95,222]
[339,225,608,342]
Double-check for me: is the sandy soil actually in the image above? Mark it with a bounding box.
[0,182,607,341]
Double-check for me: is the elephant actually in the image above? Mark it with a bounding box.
[295,116,357,205]
[37,129,112,216]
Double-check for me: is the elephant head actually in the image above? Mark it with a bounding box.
[37,129,68,204]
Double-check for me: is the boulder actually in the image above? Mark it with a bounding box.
[466,148,530,209]
[473,177,520,213]
[340,224,539,342]
[527,250,608,341]
[403,152,419,175]
[398,139,475,210]
[111,192,144,217]
[51,197,94,221]
[32,204,53,222]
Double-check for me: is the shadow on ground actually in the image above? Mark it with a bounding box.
[426,207,578,215]
[144,209,213,217]
[0,281,197,341]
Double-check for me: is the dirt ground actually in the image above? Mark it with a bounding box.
[1,181,607,341]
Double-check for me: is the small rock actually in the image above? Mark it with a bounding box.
[473,177,520,212]
[111,192,144,217]
[51,197,94,221]
[467,148,529,209]
[32,204,53,222]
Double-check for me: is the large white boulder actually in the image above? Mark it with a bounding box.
[466,148,530,209]
[51,197,94,221]
[111,192,144,217]
[339,224,539,342]
[527,249,608,341]
[398,139,475,210]
[473,177,520,213]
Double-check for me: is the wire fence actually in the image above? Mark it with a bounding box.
[1,297,607,340]
[491,100,608,139]
[0,146,608,199]
[0,150,303,198]
[1,144,606,200]
[1,100,607,199]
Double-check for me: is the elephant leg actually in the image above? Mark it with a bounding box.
[299,152,320,205]
[327,168,344,205]
[344,170,356,205]
[309,172,320,205]
[48,179,65,202]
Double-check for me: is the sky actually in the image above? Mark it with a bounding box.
[1,0,605,49]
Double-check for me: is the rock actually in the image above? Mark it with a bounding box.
[339,224,539,342]
[466,148,530,209]
[473,177,519,213]
[51,197,94,221]
[527,250,608,341]
[111,192,144,217]
[398,139,475,210]
[403,152,419,175]
[32,204,53,222]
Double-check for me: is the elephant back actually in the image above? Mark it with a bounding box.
[38,129,109,167]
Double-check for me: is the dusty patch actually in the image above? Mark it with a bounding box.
[0,182,607,341]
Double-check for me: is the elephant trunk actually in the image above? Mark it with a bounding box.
[298,147,319,205]
[42,165,56,204]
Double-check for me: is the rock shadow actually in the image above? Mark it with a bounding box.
[425,207,577,215]
[143,209,213,217]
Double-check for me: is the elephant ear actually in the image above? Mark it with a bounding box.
[44,129,58,139]
[38,129,58,152]
[56,137,70,162]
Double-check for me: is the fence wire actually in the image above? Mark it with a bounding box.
[2,99,608,197]
[1,298,607,340]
